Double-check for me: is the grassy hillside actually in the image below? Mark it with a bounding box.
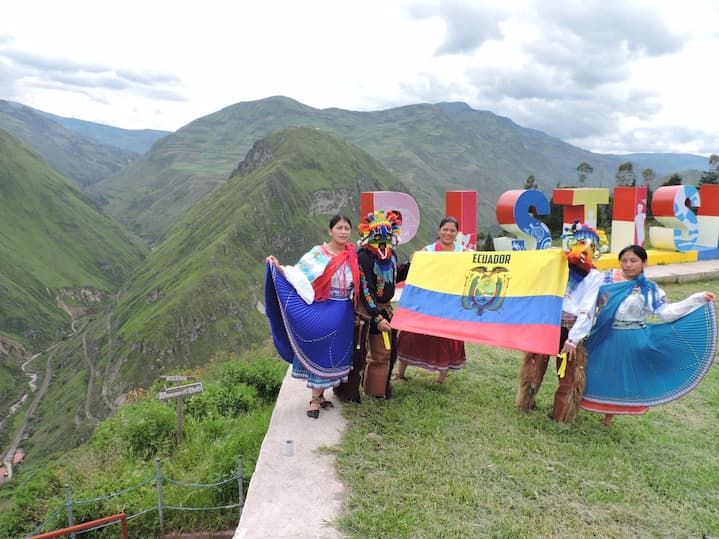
[10,126,435,460]
[90,96,629,244]
[105,126,429,389]
[0,350,288,538]
[1,281,716,537]
[0,129,147,346]
[0,100,138,187]
[31,107,170,155]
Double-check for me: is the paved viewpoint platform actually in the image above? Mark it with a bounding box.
[234,368,348,539]
[642,258,719,283]
[235,259,719,538]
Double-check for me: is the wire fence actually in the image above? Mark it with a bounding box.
[26,456,244,538]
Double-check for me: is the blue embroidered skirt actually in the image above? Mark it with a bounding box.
[265,262,353,389]
[583,302,717,414]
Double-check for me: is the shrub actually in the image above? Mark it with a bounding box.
[185,382,258,418]
[215,356,286,401]
[120,400,177,460]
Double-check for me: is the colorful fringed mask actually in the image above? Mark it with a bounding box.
[562,219,608,270]
[358,210,402,260]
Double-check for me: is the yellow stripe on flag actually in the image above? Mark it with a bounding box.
[406,249,568,298]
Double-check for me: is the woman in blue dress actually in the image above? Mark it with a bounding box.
[265,215,360,419]
[582,244,716,425]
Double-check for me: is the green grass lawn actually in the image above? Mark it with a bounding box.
[333,280,719,538]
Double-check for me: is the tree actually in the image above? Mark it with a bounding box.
[482,232,495,251]
[641,168,655,186]
[662,173,683,186]
[699,153,719,185]
[524,174,538,190]
[546,197,564,239]
[615,161,636,187]
[576,162,593,185]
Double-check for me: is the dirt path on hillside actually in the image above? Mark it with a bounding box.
[0,353,38,434]
[2,347,55,478]
[82,334,97,422]
[1,294,82,478]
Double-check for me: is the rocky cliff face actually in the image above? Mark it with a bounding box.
[0,335,30,361]
[233,138,275,176]
[55,287,105,321]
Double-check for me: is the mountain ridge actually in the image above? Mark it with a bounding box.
[7,126,426,460]
[0,128,148,453]
[0,100,135,188]
[89,96,711,245]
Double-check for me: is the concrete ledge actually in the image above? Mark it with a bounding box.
[234,367,347,539]
[595,249,699,270]
[650,270,719,284]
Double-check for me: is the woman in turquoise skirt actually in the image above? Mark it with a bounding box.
[582,245,716,425]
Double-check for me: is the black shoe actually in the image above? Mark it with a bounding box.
[319,398,335,410]
[307,397,321,419]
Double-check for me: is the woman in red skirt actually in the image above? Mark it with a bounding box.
[393,217,471,384]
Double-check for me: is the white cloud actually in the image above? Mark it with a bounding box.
[1,0,717,155]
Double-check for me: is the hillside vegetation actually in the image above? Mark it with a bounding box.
[7,126,435,461]
[0,129,147,346]
[0,350,288,538]
[0,101,139,187]
[90,96,631,244]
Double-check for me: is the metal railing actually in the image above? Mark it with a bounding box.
[25,456,244,538]
[27,513,128,539]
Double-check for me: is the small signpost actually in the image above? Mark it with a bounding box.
[158,375,203,443]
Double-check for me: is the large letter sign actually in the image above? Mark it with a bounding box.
[553,188,609,231]
[360,191,420,244]
[360,186,719,263]
[649,185,700,252]
[445,191,478,250]
[610,186,648,252]
[697,184,719,251]
[495,189,551,250]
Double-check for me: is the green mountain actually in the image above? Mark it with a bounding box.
[0,128,148,455]
[0,129,147,345]
[29,106,170,155]
[620,152,708,175]
[107,126,424,387]
[0,100,138,187]
[14,126,425,458]
[91,96,694,246]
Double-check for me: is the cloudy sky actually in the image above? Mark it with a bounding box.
[1,0,717,156]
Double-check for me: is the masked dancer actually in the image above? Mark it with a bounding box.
[336,210,408,400]
[515,220,606,422]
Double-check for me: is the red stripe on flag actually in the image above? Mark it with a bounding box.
[392,307,560,355]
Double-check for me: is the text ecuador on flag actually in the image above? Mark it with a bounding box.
[391,249,569,355]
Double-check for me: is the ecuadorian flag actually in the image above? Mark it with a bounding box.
[392,249,568,355]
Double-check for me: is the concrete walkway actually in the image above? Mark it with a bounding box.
[643,258,719,283]
[234,259,719,538]
[234,368,348,539]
